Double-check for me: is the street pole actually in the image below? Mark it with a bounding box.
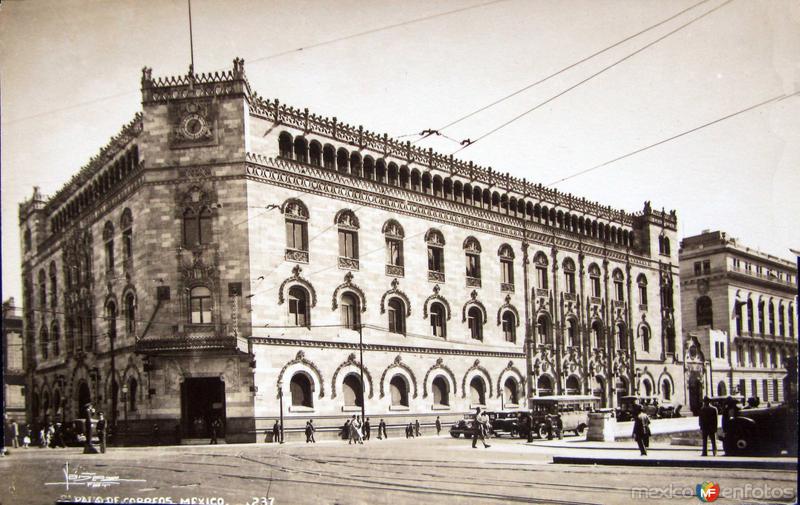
[522,217,534,408]
[358,323,366,421]
[278,384,284,444]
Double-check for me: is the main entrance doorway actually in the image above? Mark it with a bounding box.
[181,378,226,439]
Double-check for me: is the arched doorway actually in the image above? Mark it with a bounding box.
[503,378,519,405]
[77,382,91,420]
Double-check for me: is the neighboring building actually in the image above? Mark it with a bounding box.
[18,60,685,443]
[679,230,798,413]
[3,298,26,423]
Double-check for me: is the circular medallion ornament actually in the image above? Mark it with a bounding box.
[180,113,210,140]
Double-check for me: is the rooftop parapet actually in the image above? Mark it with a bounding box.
[141,57,251,104]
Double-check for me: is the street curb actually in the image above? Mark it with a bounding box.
[552,456,797,470]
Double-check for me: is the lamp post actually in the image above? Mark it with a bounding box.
[121,384,128,442]
[358,323,366,421]
[277,381,284,444]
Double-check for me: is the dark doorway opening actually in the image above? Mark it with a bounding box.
[688,376,703,416]
[77,382,91,419]
[181,377,226,439]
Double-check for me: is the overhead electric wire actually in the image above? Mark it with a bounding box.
[3,0,510,126]
[545,91,800,187]
[415,0,714,140]
[449,0,735,155]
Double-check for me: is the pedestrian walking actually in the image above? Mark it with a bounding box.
[97,413,107,453]
[471,408,490,449]
[272,420,281,443]
[305,420,316,443]
[10,420,20,449]
[363,418,371,440]
[435,416,441,436]
[632,404,650,456]
[699,396,718,456]
[405,423,413,439]
[152,423,161,445]
[210,418,221,445]
[349,415,363,444]
[83,403,98,454]
[414,419,420,437]
[342,419,351,440]
[378,419,387,439]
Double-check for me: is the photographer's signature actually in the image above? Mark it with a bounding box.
[45,461,146,490]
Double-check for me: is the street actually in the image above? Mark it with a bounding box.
[1,435,796,505]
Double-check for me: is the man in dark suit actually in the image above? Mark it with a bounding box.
[699,396,718,456]
[363,418,371,440]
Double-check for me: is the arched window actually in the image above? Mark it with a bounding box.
[128,377,138,411]
[288,286,310,327]
[342,374,363,407]
[336,209,359,265]
[534,252,548,290]
[612,269,624,301]
[183,207,212,247]
[665,326,676,354]
[747,298,755,333]
[278,131,293,158]
[591,320,605,349]
[464,237,482,285]
[322,144,335,169]
[389,375,409,407]
[432,376,449,406]
[336,148,349,173]
[293,136,308,163]
[426,229,445,280]
[637,275,648,306]
[641,379,652,396]
[717,381,727,397]
[768,300,775,335]
[504,377,519,404]
[190,286,212,324]
[103,222,115,272]
[566,318,578,347]
[309,141,322,166]
[284,199,309,258]
[469,376,486,405]
[120,294,133,336]
[565,376,580,395]
[537,375,553,396]
[430,302,446,338]
[662,379,672,400]
[106,300,118,342]
[616,324,627,350]
[589,264,601,297]
[639,325,650,352]
[502,311,516,343]
[49,262,57,309]
[563,258,576,294]
[468,306,483,340]
[789,304,795,337]
[758,299,765,334]
[340,292,360,329]
[696,296,713,327]
[38,270,46,308]
[537,314,552,345]
[51,321,60,356]
[499,244,515,289]
[24,227,32,252]
[383,220,404,272]
[290,373,313,408]
[778,303,785,336]
[121,208,133,263]
[387,298,406,335]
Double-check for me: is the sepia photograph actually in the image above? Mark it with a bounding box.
[1,1,798,504]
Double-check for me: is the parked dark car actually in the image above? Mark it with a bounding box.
[485,411,531,438]
[449,414,476,438]
[722,404,792,456]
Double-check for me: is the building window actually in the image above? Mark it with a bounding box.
[563,259,576,294]
[125,293,136,335]
[637,275,648,306]
[387,298,406,335]
[389,375,409,407]
[779,304,785,336]
[469,376,486,405]
[40,326,49,360]
[322,144,335,169]
[288,286,310,327]
[534,253,548,290]
[589,264,601,297]
[278,131,293,158]
[309,141,322,167]
[121,208,133,263]
[703,260,711,274]
[24,227,32,252]
[430,302,446,338]
[284,199,309,258]
[537,314,552,345]
[38,270,46,308]
[183,207,212,247]
[658,235,671,256]
[591,320,604,348]
[51,322,60,357]
[128,377,138,411]
[498,245,515,290]
[463,237,482,285]
[662,379,672,400]
[747,299,754,333]
[383,220,404,272]
[773,379,779,401]
[340,292,360,330]
[294,136,308,163]
[566,318,577,347]
[49,262,58,309]
[694,262,701,276]
[612,269,624,301]
[467,306,483,340]
[768,301,775,335]
[189,286,212,324]
[738,379,746,397]
[665,326,676,354]
[696,296,713,327]
[432,376,449,406]
[342,374,363,407]
[502,311,516,343]
[336,209,360,265]
[103,222,115,272]
[640,325,650,352]
[758,300,765,334]
[789,304,795,337]
[290,373,313,408]
[617,324,627,350]
[504,378,520,404]
[106,301,118,343]
[426,229,446,279]
[286,220,308,251]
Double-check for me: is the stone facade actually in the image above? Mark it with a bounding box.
[679,230,798,413]
[18,60,686,443]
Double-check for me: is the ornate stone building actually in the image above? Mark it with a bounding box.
[679,231,798,412]
[19,60,685,443]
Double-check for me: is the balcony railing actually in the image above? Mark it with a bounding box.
[535,288,549,298]
[136,323,244,353]
[385,264,404,277]
[285,248,309,263]
[338,257,359,270]
[428,270,445,283]
[501,282,515,293]
[466,277,482,288]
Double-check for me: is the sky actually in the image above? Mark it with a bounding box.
[2,0,799,303]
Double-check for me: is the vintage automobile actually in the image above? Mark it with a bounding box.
[529,395,600,438]
[722,404,793,456]
[63,419,101,447]
[616,396,679,421]
[449,413,477,438]
[484,411,532,438]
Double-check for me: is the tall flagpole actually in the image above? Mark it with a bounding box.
[187,0,195,73]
